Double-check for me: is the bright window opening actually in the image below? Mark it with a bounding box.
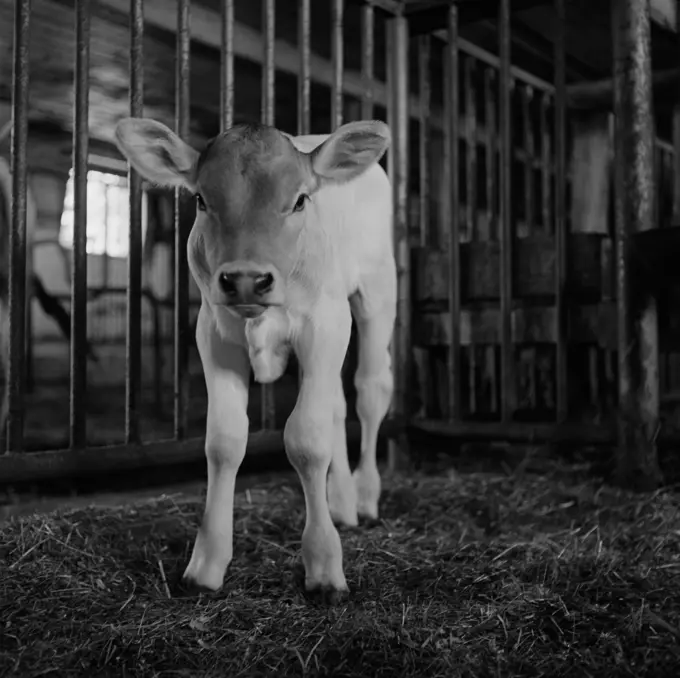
[59,168,148,259]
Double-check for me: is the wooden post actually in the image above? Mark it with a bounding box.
[612,0,663,490]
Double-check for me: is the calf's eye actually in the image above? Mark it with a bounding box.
[195,193,207,212]
[293,193,308,213]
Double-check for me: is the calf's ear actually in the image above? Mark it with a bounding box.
[310,120,391,184]
[115,117,200,190]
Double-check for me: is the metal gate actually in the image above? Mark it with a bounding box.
[0,0,411,485]
[0,0,668,487]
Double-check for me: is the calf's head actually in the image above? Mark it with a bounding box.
[115,118,391,319]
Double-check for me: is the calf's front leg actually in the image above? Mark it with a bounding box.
[284,301,352,602]
[182,305,250,592]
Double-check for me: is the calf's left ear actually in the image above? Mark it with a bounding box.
[310,120,391,184]
[115,117,200,190]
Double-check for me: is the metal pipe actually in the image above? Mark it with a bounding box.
[361,3,374,121]
[386,14,410,469]
[484,68,496,241]
[298,0,311,135]
[554,0,568,423]
[418,36,430,247]
[521,86,534,234]
[611,0,662,489]
[221,0,235,132]
[446,5,461,421]
[174,0,191,440]
[126,0,144,445]
[7,0,31,452]
[69,0,90,450]
[464,56,476,242]
[498,0,514,423]
[331,0,344,129]
[261,0,276,429]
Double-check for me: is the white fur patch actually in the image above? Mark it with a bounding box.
[244,310,291,384]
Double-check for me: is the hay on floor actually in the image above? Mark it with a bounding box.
[2,462,680,677]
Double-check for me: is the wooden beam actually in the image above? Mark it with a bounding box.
[567,67,680,110]
[96,0,442,129]
[406,0,549,35]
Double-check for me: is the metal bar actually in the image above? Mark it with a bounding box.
[331,0,344,129]
[261,0,276,429]
[386,14,411,469]
[498,0,514,423]
[418,36,431,247]
[540,92,551,233]
[464,56,476,241]
[446,4,461,421]
[69,0,90,450]
[521,86,534,235]
[611,0,662,489]
[262,0,276,126]
[125,0,144,445]
[674,0,680,222]
[484,68,496,240]
[174,0,191,440]
[7,0,31,452]
[554,0,568,423]
[0,418,404,486]
[220,0,235,132]
[298,0,311,135]
[361,3,375,120]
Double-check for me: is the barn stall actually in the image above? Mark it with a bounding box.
[2,0,680,675]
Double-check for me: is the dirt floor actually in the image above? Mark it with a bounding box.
[2,454,680,677]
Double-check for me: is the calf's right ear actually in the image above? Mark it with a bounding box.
[115,117,200,190]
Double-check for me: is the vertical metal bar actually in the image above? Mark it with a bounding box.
[174,0,191,440]
[418,36,430,247]
[521,86,534,235]
[261,0,276,429]
[7,0,31,452]
[295,0,310,391]
[611,0,661,488]
[262,0,275,126]
[446,5,461,421]
[69,0,90,450]
[484,68,496,240]
[220,0,235,132]
[464,56,476,242]
[386,14,410,469]
[673,0,680,223]
[331,0,344,129]
[498,0,514,423]
[126,0,144,445]
[298,0,311,135]
[554,0,568,423]
[540,92,552,234]
[361,3,374,121]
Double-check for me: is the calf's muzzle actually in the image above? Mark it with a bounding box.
[216,264,279,319]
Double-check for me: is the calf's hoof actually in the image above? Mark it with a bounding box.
[175,574,221,597]
[304,581,350,606]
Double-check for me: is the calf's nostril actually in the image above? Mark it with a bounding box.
[253,273,274,296]
[219,272,238,295]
